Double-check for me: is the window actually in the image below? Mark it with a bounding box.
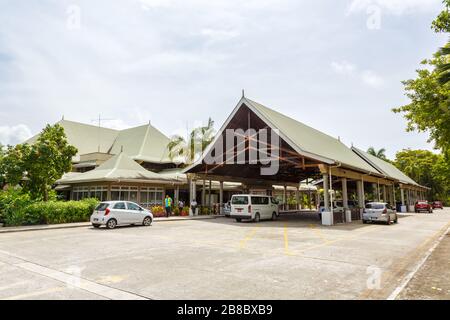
[127,202,141,211]
[113,202,126,210]
[139,187,164,207]
[232,196,249,205]
[251,196,269,205]
[95,203,109,211]
[365,203,384,210]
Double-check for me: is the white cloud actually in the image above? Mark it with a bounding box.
[361,70,384,87]
[347,0,441,15]
[0,124,32,145]
[331,61,356,75]
[331,61,384,88]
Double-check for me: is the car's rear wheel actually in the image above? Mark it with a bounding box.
[92,224,100,228]
[272,212,277,221]
[143,216,152,226]
[236,218,241,222]
[106,219,117,229]
[254,213,260,223]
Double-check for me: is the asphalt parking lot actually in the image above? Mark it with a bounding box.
[0,209,449,300]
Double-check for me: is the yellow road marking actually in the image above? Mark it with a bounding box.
[308,224,330,243]
[284,224,294,256]
[1,287,63,300]
[239,226,259,249]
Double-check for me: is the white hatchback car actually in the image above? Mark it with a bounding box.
[363,202,398,225]
[90,201,153,229]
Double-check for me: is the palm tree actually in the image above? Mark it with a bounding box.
[437,42,450,85]
[367,147,387,160]
[168,118,215,165]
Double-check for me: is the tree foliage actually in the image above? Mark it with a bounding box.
[394,149,450,203]
[393,1,450,156]
[367,147,387,161]
[168,118,215,165]
[0,124,77,201]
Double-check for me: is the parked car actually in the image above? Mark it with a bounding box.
[231,194,279,222]
[362,202,398,225]
[432,201,444,210]
[90,201,153,229]
[414,201,433,213]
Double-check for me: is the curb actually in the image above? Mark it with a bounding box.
[0,215,222,234]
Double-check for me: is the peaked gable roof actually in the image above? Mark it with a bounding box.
[25,120,172,164]
[58,152,175,184]
[352,147,419,186]
[109,124,171,163]
[243,98,379,173]
[26,120,119,158]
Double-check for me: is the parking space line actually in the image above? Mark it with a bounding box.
[308,224,330,243]
[1,287,63,300]
[239,226,260,249]
[283,224,293,256]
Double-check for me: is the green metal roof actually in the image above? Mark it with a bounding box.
[109,124,172,163]
[352,147,419,186]
[244,98,380,174]
[57,152,176,184]
[26,120,172,164]
[26,120,119,158]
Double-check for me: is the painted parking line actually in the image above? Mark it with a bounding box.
[239,226,260,249]
[14,262,149,300]
[1,287,64,300]
[283,224,294,256]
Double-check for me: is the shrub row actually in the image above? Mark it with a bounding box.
[0,191,99,226]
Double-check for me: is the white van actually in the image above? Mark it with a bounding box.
[230,194,279,222]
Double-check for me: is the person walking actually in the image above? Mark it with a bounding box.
[165,195,172,218]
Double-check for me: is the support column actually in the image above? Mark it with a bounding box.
[372,183,378,201]
[342,178,348,209]
[357,179,365,209]
[323,173,330,212]
[283,185,287,211]
[392,185,396,206]
[308,191,312,210]
[174,185,179,205]
[208,180,212,208]
[219,181,224,215]
[382,185,387,203]
[295,186,300,211]
[202,180,206,206]
[400,188,405,206]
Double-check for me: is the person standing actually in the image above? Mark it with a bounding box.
[178,199,184,213]
[165,195,172,218]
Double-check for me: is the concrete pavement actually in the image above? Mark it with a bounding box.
[0,209,449,300]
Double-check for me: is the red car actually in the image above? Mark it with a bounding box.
[414,201,433,213]
[432,201,444,209]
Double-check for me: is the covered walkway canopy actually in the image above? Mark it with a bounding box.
[185,96,428,222]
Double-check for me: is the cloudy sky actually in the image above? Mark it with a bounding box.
[0,0,447,158]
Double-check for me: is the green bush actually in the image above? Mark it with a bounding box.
[0,190,99,226]
[0,189,34,225]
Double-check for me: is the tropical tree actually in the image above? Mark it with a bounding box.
[0,124,77,201]
[437,44,450,85]
[168,118,215,165]
[394,149,450,203]
[367,147,387,160]
[393,1,450,156]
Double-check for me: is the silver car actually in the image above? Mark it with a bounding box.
[363,202,398,225]
[90,201,153,229]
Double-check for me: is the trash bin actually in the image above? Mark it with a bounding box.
[345,210,352,223]
[321,211,333,226]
